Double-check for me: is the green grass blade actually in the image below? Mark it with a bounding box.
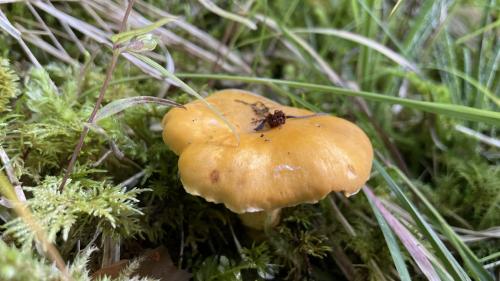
[456,18,500,45]
[292,28,417,72]
[373,160,471,281]
[401,0,438,55]
[350,0,361,26]
[355,0,405,54]
[111,17,175,44]
[480,252,500,263]
[279,26,343,86]
[197,0,256,30]
[474,0,495,109]
[176,73,500,126]
[425,66,500,106]
[94,96,183,122]
[363,188,412,280]
[439,33,462,104]
[130,54,240,144]
[394,168,494,281]
[485,45,499,90]
[389,0,404,17]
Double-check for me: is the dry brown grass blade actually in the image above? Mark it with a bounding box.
[26,1,70,56]
[453,227,500,243]
[80,1,113,33]
[29,1,172,85]
[136,0,252,73]
[30,1,230,84]
[87,0,244,73]
[16,24,79,65]
[31,1,110,45]
[0,9,43,68]
[47,1,86,54]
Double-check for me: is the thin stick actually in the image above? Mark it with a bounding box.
[58,0,136,191]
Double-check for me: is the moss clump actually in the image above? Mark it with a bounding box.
[0,57,19,112]
[434,156,500,229]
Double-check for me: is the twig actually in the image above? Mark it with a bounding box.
[58,0,136,191]
[118,170,146,189]
[328,195,356,236]
[90,149,112,167]
[29,1,198,86]
[330,243,357,281]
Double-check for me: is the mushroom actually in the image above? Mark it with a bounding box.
[162,89,373,229]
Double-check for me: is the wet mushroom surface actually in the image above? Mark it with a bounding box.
[162,89,373,229]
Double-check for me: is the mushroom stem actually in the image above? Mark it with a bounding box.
[238,209,281,230]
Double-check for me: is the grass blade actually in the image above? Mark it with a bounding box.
[363,187,413,281]
[390,0,404,17]
[197,0,256,30]
[280,26,344,86]
[401,0,438,55]
[176,73,500,126]
[394,168,494,281]
[292,28,418,72]
[425,66,500,106]
[456,18,500,45]
[373,160,472,281]
[94,96,183,122]
[130,54,240,144]
[111,17,175,44]
[0,9,21,39]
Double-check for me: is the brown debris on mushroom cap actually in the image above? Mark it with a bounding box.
[162,89,373,214]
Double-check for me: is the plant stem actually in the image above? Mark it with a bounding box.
[59,0,136,191]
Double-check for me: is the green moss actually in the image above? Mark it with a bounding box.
[0,57,19,112]
[0,1,497,279]
[433,156,500,229]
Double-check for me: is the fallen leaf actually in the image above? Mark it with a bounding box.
[93,246,191,281]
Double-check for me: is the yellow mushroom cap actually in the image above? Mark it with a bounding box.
[162,89,373,214]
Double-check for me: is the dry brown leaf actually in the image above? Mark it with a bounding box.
[92,246,191,281]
